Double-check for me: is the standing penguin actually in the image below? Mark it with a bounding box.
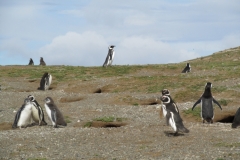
[232,107,240,128]
[44,97,67,128]
[40,57,46,66]
[192,82,222,123]
[160,95,189,136]
[28,58,34,65]
[160,89,179,119]
[39,72,52,90]
[12,98,33,129]
[103,45,115,67]
[181,63,191,73]
[28,95,47,126]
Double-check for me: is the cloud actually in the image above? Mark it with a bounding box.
[39,31,109,66]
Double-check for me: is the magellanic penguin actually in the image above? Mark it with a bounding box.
[192,82,222,123]
[103,45,115,67]
[160,89,179,119]
[12,98,33,129]
[232,107,240,128]
[181,63,191,73]
[44,97,67,128]
[160,95,189,136]
[40,57,46,66]
[39,72,52,91]
[28,95,47,126]
[28,58,34,65]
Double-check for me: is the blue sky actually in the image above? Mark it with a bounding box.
[0,0,240,66]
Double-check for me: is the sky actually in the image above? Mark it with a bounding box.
[0,0,240,66]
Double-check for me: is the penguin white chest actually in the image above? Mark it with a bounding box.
[169,112,177,132]
[31,105,39,122]
[161,105,167,117]
[18,104,32,127]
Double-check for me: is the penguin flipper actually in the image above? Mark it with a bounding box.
[192,98,201,110]
[51,109,57,127]
[213,98,222,110]
[12,106,24,128]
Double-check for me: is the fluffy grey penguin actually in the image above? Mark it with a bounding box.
[232,107,240,128]
[12,98,33,129]
[28,58,34,65]
[44,97,67,128]
[40,57,46,66]
[39,72,52,90]
[103,45,115,67]
[181,63,191,73]
[160,95,189,136]
[192,82,222,123]
[28,95,47,126]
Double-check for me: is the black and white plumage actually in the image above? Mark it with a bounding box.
[12,98,32,129]
[28,95,47,126]
[40,57,46,66]
[232,107,240,128]
[44,97,67,128]
[103,45,115,67]
[160,95,189,136]
[39,72,52,91]
[181,63,191,73]
[192,82,222,123]
[28,58,34,65]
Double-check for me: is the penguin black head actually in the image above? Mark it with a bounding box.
[28,95,35,101]
[160,95,170,104]
[187,63,190,67]
[24,98,31,105]
[162,89,170,96]
[45,97,54,104]
[205,82,212,89]
[109,45,115,49]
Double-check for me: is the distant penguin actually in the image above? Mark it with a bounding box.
[192,82,222,123]
[28,95,47,126]
[160,95,189,136]
[39,72,52,90]
[232,107,240,128]
[40,57,46,66]
[28,58,34,65]
[103,45,115,67]
[44,97,67,128]
[181,63,191,73]
[12,98,32,129]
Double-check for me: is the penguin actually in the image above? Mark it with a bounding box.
[181,63,191,73]
[160,95,189,136]
[44,97,67,128]
[12,98,33,129]
[28,95,47,126]
[28,58,34,65]
[103,45,115,67]
[232,107,240,128]
[40,57,46,66]
[39,72,52,90]
[160,89,179,118]
[192,82,222,123]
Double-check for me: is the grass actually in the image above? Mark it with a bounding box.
[214,142,240,148]
[1,47,240,102]
[183,107,201,119]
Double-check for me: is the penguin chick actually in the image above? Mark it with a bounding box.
[44,97,67,128]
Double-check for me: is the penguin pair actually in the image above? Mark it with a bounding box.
[160,89,189,136]
[192,82,222,123]
[103,45,115,67]
[12,95,47,129]
[39,72,52,91]
[181,63,191,73]
[12,96,66,128]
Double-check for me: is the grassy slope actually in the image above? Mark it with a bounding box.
[0,46,240,105]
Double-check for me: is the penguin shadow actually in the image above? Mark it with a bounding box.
[163,131,185,137]
[37,87,54,90]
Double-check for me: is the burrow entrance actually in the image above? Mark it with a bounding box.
[216,115,235,123]
[74,121,128,128]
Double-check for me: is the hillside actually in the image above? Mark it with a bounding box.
[0,46,240,159]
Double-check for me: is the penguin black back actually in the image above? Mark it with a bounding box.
[40,57,46,66]
[232,108,240,128]
[28,58,34,65]
[181,63,191,73]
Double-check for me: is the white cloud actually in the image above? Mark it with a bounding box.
[39,31,109,66]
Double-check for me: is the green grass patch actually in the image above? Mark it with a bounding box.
[84,121,92,128]
[214,142,240,148]
[183,107,201,117]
